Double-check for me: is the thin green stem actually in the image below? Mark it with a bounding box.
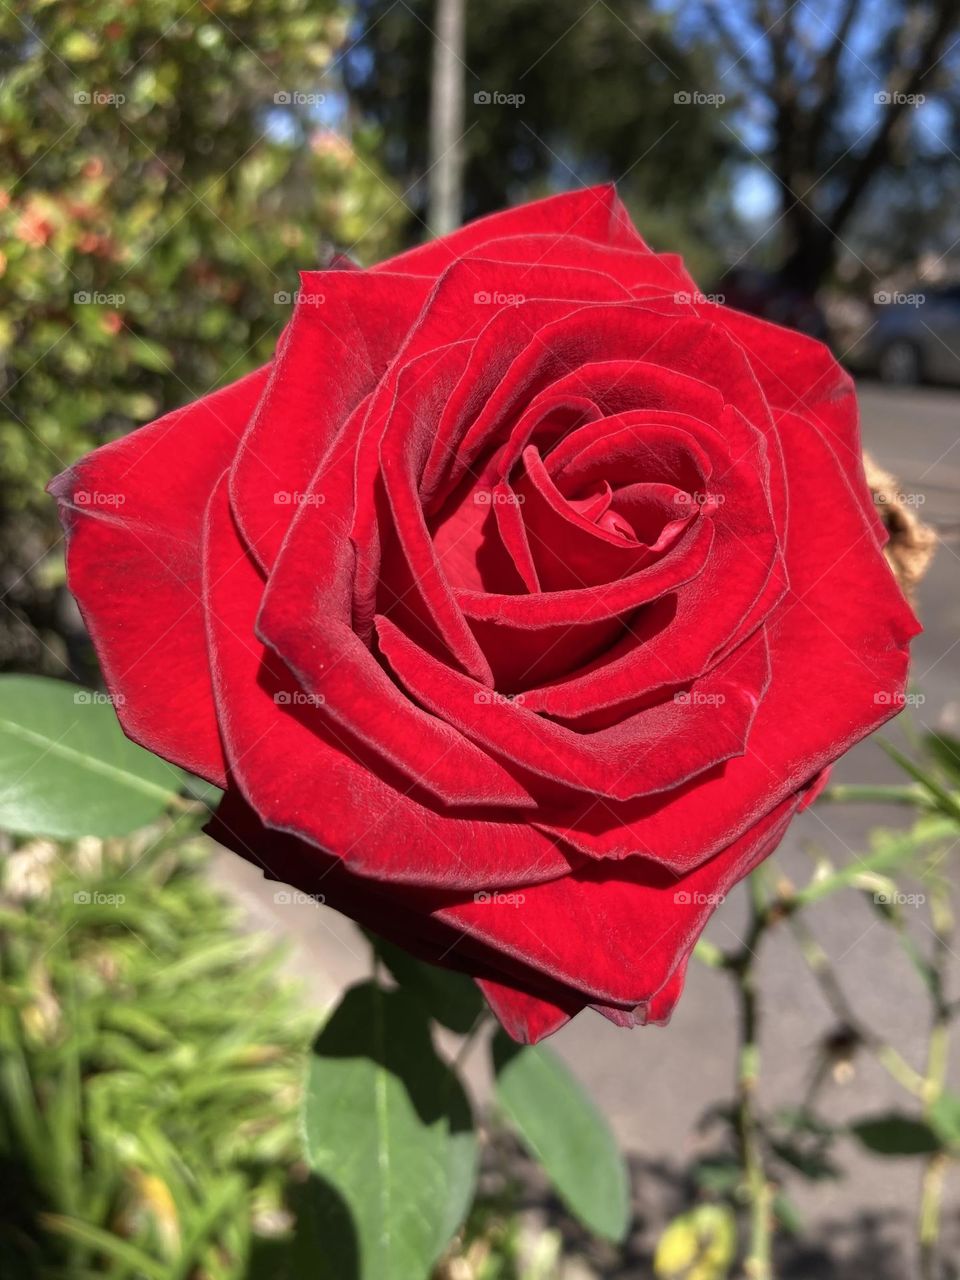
[787,914,926,1098]
[918,888,954,1280]
[730,872,775,1280]
[819,783,934,808]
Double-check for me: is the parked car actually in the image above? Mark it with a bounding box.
[860,284,960,385]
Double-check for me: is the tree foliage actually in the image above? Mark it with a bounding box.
[0,0,404,512]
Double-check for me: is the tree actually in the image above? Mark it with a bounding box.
[0,0,405,672]
[690,0,960,288]
[0,0,404,516]
[343,0,736,268]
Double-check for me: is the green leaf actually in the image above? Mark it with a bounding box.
[881,741,960,824]
[929,1091,960,1148]
[0,676,185,838]
[691,1157,741,1194]
[370,935,485,1034]
[851,1113,942,1156]
[926,732,960,784]
[302,982,477,1280]
[179,771,224,808]
[773,1193,804,1236]
[491,1029,630,1243]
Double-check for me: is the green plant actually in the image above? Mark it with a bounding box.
[654,727,960,1280]
[0,819,312,1280]
[4,673,960,1280]
[0,0,404,515]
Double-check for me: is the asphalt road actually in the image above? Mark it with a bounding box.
[212,380,960,1278]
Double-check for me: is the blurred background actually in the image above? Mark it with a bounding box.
[2,1,960,1277]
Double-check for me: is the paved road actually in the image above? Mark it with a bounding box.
[213,380,960,1277]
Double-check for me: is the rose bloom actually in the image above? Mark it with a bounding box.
[51,187,918,1043]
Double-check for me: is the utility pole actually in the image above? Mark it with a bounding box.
[427,0,466,236]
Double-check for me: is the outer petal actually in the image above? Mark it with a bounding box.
[48,365,270,784]
[476,978,582,1043]
[229,271,432,570]
[376,184,647,276]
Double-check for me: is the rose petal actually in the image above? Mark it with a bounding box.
[49,364,271,784]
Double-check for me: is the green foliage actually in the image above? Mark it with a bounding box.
[0,824,310,1280]
[343,0,734,272]
[370,934,486,1034]
[490,1029,630,1244]
[0,675,187,836]
[0,0,404,512]
[302,981,478,1280]
[850,1115,942,1157]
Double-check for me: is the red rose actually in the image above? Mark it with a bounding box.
[50,187,918,1043]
